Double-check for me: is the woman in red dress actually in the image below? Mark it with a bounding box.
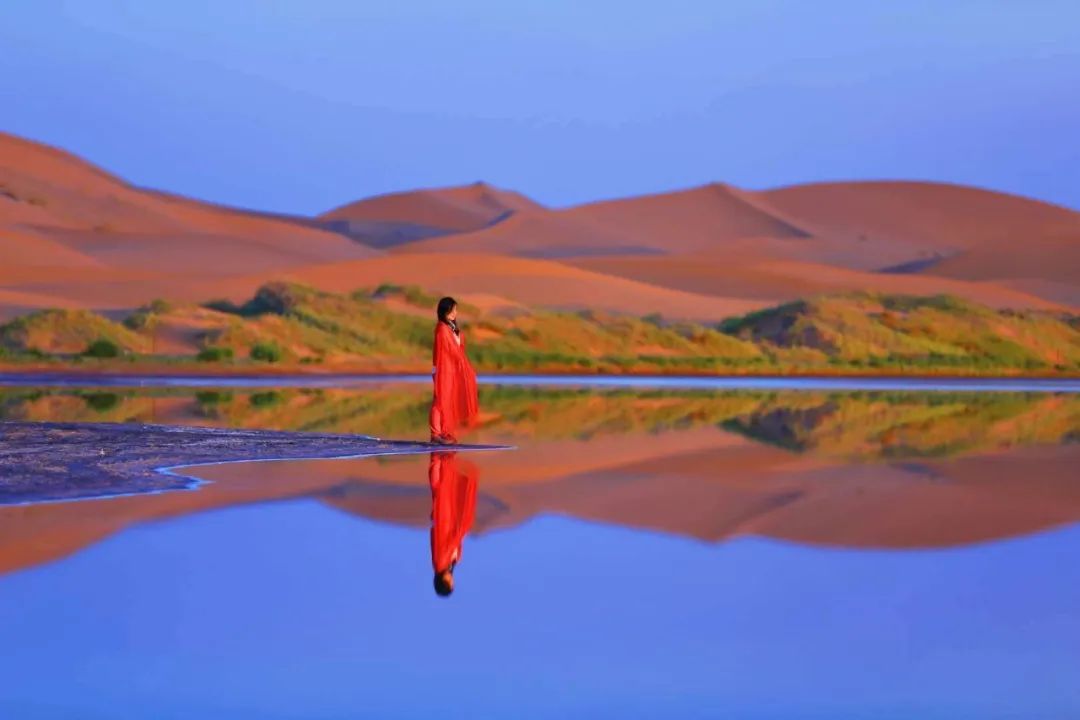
[429,296,479,444]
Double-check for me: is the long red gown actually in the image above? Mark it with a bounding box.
[428,451,478,574]
[429,321,479,439]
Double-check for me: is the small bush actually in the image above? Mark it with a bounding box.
[249,391,283,407]
[83,338,121,358]
[82,392,121,412]
[195,390,232,405]
[197,346,234,362]
[249,341,284,363]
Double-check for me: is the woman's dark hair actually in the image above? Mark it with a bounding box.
[434,572,453,597]
[436,296,457,324]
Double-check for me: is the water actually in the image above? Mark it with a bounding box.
[1,380,1078,718]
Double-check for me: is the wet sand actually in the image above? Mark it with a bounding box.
[0,421,509,505]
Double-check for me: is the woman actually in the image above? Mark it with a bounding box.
[429,296,479,444]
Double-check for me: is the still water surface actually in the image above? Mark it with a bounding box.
[0,380,1077,718]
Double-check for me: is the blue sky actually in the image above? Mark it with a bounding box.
[2,1,1078,213]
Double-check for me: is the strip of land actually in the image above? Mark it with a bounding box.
[0,421,508,505]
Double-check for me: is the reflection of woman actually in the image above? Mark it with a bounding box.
[429,296,479,444]
[429,451,478,597]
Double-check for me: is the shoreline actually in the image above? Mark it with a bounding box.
[0,421,511,506]
[1,359,1078,382]
[1,370,1079,393]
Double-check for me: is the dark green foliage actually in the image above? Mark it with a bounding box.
[83,338,121,358]
[249,391,283,407]
[249,341,284,363]
[82,392,120,412]
[195,390,232,405]
[196,346,235,362]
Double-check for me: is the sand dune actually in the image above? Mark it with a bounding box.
[2,131,1076,321]
[393,183,815,258]
[763,180,1080,251]
[260,253,764,321]
[319,182,544,249]
[0,133,377,305]
[568,254,1065,310]
[760,181,1080,280]
[382,180,1077,308]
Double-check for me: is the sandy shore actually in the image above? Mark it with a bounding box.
[0,421,509,505]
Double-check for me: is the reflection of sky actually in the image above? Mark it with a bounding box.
[0,500,1076,718]
[1,2,1078,211]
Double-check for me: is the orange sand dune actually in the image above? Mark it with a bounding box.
[390,207,652,258]
[568,254,1065,310]
[762,180,1080,277]
[561,183,813,251]
[3,130,1077,319]
[320,182,544,247]
[763,180,1080,251]
[263,253,765,321]
[394,183,814,258]
[384,180,1077,307]
[0,133,377,293]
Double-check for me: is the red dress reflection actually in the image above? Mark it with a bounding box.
[429,451,478,596]
[428,321,479,443]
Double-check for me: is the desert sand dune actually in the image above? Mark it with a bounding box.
[263,253,765,321]
[0,133,377,305]
[568,254,1065,310]
[3,131,1077,320]
[319,182,544,248]
[380,179,1077,308]
[394,183,815,258]
[761,181,1080,272]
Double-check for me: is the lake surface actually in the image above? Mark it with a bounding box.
[1,378,1078,718]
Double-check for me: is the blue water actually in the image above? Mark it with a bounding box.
[0,498,1077,719]
[1,381,1078,717]
[1,372,1079,393]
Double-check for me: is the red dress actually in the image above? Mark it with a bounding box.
[429,321,479,439]
[429,451,478,574]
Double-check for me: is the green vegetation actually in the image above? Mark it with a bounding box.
[81,392,121,412]
[197,346,234,362]
[249,341,284,363]
[0,285,1076,375]
[0,308,147,356]
[1,385,1076,462]
[123,298,173,330]
[82,338,121,358]
[717,292,1080,372]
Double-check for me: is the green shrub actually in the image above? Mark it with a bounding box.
[249,391,283,407]
[195,390,232,405]
[82,392,121,412]
[197,346,234,362]
[249,341,284,363]
[83,338,121,358]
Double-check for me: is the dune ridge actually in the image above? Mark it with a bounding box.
[2,131,1077,332]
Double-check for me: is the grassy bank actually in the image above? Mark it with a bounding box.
[1,283,1077,377]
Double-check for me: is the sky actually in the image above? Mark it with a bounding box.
[1,0,1078,214]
